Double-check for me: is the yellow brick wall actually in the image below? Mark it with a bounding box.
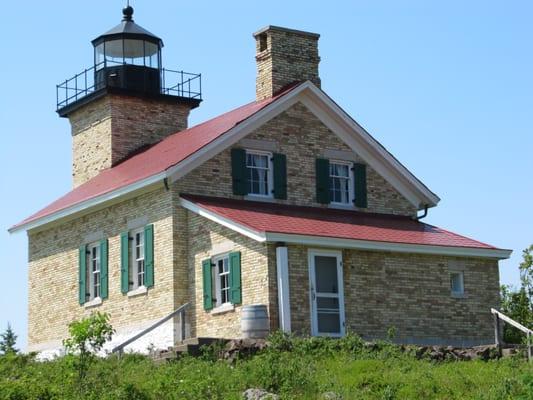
[27,187,177,351]
[178,102,417,217]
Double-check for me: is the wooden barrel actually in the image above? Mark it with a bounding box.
[241,304,269,339]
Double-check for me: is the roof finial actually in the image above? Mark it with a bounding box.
[122,2,134,22]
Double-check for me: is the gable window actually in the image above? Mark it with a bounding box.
[246,150,273,197]
[329,161,353,205]
[130,228,145,290]
[202,251,242,311]
[450,271,464,297]
[120,224,154,294]
[87,242,101,300]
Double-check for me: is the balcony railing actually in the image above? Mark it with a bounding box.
[56,62,202,110]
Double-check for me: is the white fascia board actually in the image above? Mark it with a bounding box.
[264,232,512,260]
[179,197,266,242]
[300,84,441,208]
[9,173,166,234]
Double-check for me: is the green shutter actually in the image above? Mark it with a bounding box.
[353,163,368,208]
[272,153,287,200]
[78,245,87,305]
[231,148,247,195]
[315,158,330,204]
[229,251,242,305]
[144,224,154,288]
[120,232,130,294]
[202,259,213,310]
[99,239,109,299]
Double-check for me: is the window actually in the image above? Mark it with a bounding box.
[212,254,231,307]
[450,272,464,296]
[329,161,353,205]
[86,242,101,301]
[202,252,242,311]
[246,150,273,197]
[130,228,145,290]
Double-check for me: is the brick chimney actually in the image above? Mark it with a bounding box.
[254,26,321,101]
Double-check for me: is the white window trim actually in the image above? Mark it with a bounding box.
[87,241,101,302]
[211,253,232,310]
[127,285,148,297]
[129,227,146,292]
[245,149,274,199]
[329,159,354,207]
[84,296,102,309]
[450,271,465,298]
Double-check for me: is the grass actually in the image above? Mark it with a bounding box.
[1,334,532,399]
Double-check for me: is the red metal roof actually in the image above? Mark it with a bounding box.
[12,85,300,231]
[181,194,498,250]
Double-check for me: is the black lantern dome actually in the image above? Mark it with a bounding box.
[56,5,201,116]
[92,6,163,94]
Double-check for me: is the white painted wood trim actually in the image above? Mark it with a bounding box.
[276,246,291,333]
[9,173,165,233]
[179,197,267,242]
[266,233,511,259]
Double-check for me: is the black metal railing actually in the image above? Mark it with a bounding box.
[56,62,202,110]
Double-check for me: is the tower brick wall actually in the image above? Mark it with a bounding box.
[69,94,191,188]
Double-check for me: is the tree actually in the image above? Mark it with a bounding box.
[63,312,114,392]
[0,323,18,355]
[500,244,533,343]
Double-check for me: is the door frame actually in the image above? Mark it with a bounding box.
[308,249,345,337]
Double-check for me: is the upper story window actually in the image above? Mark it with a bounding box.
[450,271,464,297]
[130,228,145,290]
[87,242,101,301]
[246,150,273,197]
[329,161,354,205]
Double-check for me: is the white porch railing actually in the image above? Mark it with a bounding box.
[491,308,532,362]
[111,302,190,357]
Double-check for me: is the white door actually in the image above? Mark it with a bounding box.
[308,250,345,337]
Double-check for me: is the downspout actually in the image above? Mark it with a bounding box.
[415,204,429,221]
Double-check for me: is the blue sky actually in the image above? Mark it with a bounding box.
[1,1,531,350]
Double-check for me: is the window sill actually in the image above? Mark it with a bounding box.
[127,286,148,298]
[84,297,102,309]
[328,203,355,210]
[451,292,466,299]
[244,195,275,202]
[210,303,235,315]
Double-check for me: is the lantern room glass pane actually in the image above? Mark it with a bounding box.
[144,42,159,69]
[124,39,145,65]
[95,44,105,70]
[104,39,124,65]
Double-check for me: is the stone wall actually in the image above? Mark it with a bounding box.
[69,94,191,188]
[27,187,178,352]
[178,102,417,217]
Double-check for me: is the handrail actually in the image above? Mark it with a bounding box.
[491,308,533,334]
[112,302,190,355]
[491,308,532,362]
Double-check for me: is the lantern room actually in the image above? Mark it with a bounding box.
[92,6,163,94]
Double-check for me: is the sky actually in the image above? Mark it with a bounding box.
[1,1,532,351]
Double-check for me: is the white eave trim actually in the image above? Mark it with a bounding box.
[9,172,166,234]
[179,197,266,242]
[180,199,511,260]
[265,232,512,260]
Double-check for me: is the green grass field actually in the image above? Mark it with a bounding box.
[1,335,532,399]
